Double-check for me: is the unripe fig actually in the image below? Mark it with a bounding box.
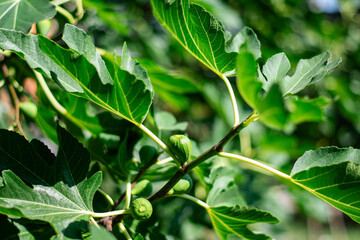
[132,179,153,196]
[19,102,37,118]
[172,174,193,193]
[130,198,153,221]
[168,135,192,164]
[139,145,158,165]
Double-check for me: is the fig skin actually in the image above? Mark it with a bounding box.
[168,135,192,164]
[130,198,153,221]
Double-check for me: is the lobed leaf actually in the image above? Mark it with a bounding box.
[0,27,153,125]
[259,51,341,96]
[291,147,360,223]
[0,126,102,238]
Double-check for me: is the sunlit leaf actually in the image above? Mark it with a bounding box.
[291,147,360,223]
[151,0,238,76]
[0,126,101,238]
[281,52,341,96]
[260,52,290,91]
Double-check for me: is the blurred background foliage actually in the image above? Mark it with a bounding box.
[1,0,359,239]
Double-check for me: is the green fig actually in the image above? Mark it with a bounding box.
[139,145,158,165]
[168,135,192,164]
[19,102,37,118]
[130,198,153,221]
[132,179,153,196]
[172,174,193,193]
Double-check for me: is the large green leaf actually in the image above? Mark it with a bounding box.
[208,206,278,240]
[39,35,153,125]
[150,0,238,76]
[0,126,102,238]
[0,29,83,92]
[291,147,360,223]
[0,28,153,125]
[0,0,56,33]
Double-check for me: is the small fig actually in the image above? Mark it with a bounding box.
[139,145,158,165]
[172,174,193,193]
[130,198,153,221]
[19,102,37,118]
[132,179,153,196]
[168,135,192,164]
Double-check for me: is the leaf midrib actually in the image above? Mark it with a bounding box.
[40,40,137,125]
[285,55,327,95]
[153,0,222,77]
[0,196,92,215]
[292,179,360,214]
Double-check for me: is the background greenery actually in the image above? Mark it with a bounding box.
[0,0,359,239]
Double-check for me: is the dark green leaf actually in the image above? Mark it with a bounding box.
[257,84,287,130]
[0,216,56,240]
[236,51,262,109]
[208,206,278,240]
[0,126,102,238]
[288,96,329,124]
[0,0,56,33]
[291,147,360,223]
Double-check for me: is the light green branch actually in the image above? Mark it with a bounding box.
[34,71,96,136]
[90,217,100,228]
[169,194,209,209]
[124,175,132,209]
[34,71,67,115]
[56,6,76,24]
[118,222,132,240]
[138,124,181,168]
[218,152,291,180]
[97,188,114,206]
[92,209,130,218]
[220,74,240,126]
[50,0,71,5]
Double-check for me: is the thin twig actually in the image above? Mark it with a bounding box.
[2,63,26,136]
[148,111,258,203]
